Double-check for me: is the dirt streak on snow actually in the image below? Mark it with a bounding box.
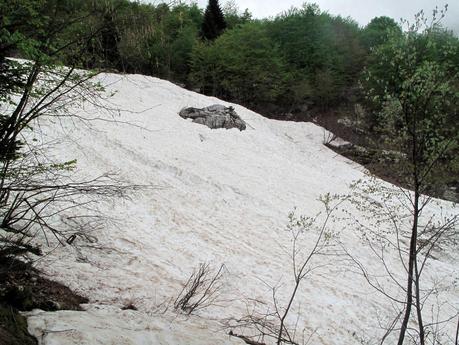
[24,74,458,345]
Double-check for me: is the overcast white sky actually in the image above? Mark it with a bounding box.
[150,0,459,33]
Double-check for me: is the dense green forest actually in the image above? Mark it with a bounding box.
[2,0,458,116]
[1,0,459,194]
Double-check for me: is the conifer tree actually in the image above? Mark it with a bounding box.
[200,0,227,41]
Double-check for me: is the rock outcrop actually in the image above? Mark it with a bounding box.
[179,104,246,131]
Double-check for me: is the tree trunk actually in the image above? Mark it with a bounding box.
[398,124,421,345]
[414,259,425,345]
[277,279,300,345]
[397,202,417,345]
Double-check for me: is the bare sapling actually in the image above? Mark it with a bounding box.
[174,262,226,315]
[227,194,344,345]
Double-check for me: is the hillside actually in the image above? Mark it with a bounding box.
[23,73,458,345]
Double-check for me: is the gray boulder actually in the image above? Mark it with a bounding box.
[179,105,246,131]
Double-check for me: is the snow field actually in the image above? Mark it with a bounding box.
[26,74,458,345]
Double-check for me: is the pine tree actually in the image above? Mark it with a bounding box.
[200,0,227,41]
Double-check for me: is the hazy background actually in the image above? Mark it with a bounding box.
[149,0,459,33]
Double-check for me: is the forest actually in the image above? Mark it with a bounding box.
[2,0,457,116]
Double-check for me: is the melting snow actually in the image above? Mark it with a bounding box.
[24,73,458,345]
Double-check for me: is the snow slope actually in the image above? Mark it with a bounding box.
[25,73,458,345]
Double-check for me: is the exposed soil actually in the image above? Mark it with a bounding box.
[0,304,37,345]
[0,257,89,345]
[310,107,459,203]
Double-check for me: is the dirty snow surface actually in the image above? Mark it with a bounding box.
[26,73,458,345]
